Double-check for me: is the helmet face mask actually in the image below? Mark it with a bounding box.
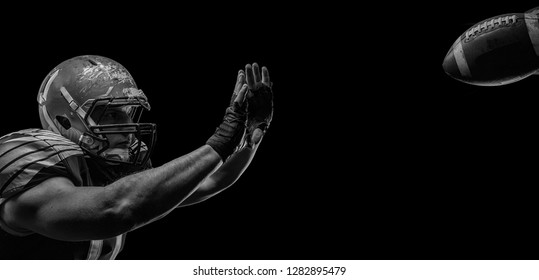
[37,55,156,168]
[83,98,156,166]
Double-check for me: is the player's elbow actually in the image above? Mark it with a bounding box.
[87,186,138,237]
[100,188,160,233]
[100,197,139,235]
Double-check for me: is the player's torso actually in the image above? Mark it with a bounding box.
[0,129,126,260]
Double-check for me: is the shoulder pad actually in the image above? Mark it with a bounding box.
[0,129,83,198]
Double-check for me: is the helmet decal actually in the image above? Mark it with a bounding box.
[77,58,135,95]
[79,60,133,84]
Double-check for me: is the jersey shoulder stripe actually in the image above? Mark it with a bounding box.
[0,129,84,198]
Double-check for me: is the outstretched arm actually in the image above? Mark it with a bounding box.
[0,81,249,241]
[178,63,274,207]
[1,145,222,241]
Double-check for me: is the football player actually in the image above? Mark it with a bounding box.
[0,55,273,259]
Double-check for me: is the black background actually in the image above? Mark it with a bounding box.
[1,4,538,260]
[394,3,539,260]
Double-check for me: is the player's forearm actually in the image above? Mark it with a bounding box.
[209,142,260,188]
[178,137,262,207]
[105,144,221,230]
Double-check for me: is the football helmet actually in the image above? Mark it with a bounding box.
[37,55,156,167]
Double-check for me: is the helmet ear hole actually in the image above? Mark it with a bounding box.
[56,116,71,130]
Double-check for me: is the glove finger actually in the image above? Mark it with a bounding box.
[251,128,263,144]
[245,64,256,90]
[230,71,245,105]
[262,66,271,86]
[234,84,248,106]
[253,62,261,84]
[234,70,245,94]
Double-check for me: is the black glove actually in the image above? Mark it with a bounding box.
[248,83,273,131]
[245,83,273,146]
[206,93,247,161]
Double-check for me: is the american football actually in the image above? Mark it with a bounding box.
[442,6,539,86]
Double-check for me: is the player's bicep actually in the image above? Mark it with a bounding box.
[2,177,124,241]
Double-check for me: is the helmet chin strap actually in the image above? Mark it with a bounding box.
[49,116,108,153]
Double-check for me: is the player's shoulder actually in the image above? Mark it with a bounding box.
[0,129,84,199]
[0,128,82,155]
